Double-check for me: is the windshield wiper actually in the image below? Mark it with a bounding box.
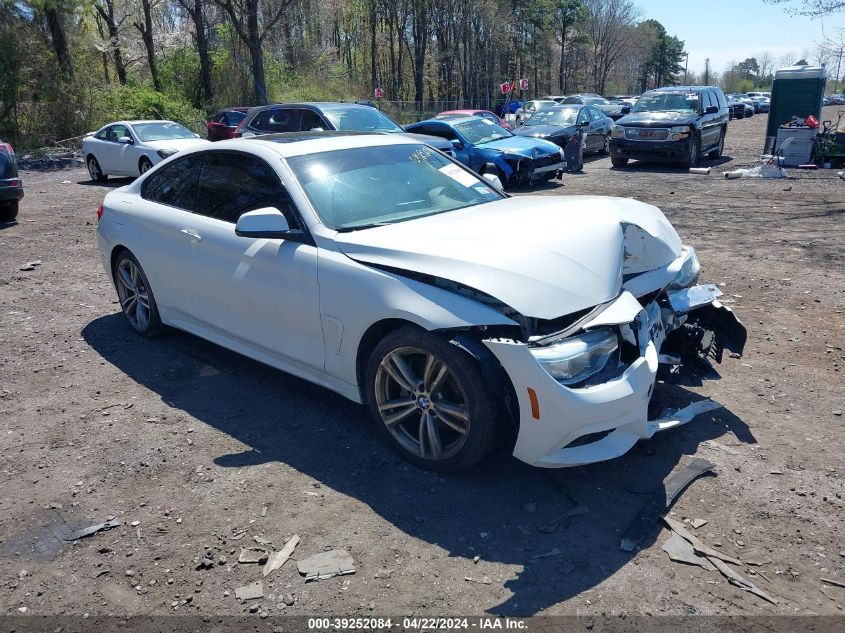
[336,221,397,232]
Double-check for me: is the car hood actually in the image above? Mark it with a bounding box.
[513,125,575,140]
[334,196,682,320]
[400,132,453,151]
[478,135,561,157]
[616,111,698,127]
[141,138,210,151]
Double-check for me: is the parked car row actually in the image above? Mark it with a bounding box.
[84,81,768,190]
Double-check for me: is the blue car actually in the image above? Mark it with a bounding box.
[405,116,565,187]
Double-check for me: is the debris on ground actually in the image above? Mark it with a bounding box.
[709,556,779,604]
[238,547,269,564]
[662,517,741,565]
[689,167,711,175]
[620,458,716,552]
[63,518,121,541]
[530,547,564,561]
[661,533,716,571]
[253,535,272,545]
[234,580,264,601]
[263,534,300,577]
[724,164,786,179]
[537,506,589,534]
[821,578,845,589]
[297,549,355,581]
[464,575,492,585]
[19,260,42,271]
[691,519,708,529]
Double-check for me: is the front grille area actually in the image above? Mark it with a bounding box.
[625,127,670,141]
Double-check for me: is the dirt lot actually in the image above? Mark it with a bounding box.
[1,108,843,618]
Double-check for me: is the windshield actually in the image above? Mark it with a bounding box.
[287,144,503,230]
[322,107,403,132]
[584,97,608,105]
[632,93,701,114]
[454,119,511,144]
[133,122,196,142]
[524,108,578,127]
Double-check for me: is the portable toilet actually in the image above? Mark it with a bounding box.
[764,65,826,153]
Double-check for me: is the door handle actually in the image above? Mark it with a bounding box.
[180,228,202,242]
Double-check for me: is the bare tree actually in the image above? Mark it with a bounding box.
[215,0,295,104]
[134,0,161,90]
[94,0,129,84]
[176,0,214,107]
[764,0,844,15]
[583,0,640,94]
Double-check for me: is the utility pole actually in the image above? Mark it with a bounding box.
[704,58,710,85]
[835,46,843,94]
[684,52,689,85]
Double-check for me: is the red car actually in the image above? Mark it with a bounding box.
[435,109,513,130]
[207,107,251,141]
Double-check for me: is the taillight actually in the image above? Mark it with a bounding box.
[0,142,12,154]
[97,203,104,222]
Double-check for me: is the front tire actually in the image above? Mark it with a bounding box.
[113,251,162,336]
[599,133,610,155]
[139,157,153,175]
[686,136,700,168]
[366,326,499,473]
[611,156,628,168]
[0,200,18,221]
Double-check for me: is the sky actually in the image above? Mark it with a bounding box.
[640,0,845,75]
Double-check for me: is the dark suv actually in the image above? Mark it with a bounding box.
[609,86,729,168]
[234,102,454,155]
[0,141,23,221]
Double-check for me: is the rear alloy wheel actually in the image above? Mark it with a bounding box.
[87,155,107,182]
[367,326,499,472]
[600,133,610,155]
[709,130,725,160]
[114,251,162,336]
[686,136,700,169]
[139,157,153,175]
[0,200,18,222]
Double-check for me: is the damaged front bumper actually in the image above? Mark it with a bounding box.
[483,284,746,468]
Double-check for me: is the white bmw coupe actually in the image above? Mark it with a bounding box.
[83,120,209,181]
[96,132,746,472]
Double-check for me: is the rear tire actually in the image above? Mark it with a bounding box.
[113,251,163,337]
[708,129,726,160]
[87,155,107,182]
[0,200,18,221]
[611,156,628,168]
[365,326,499,473]
[599,134,610,155]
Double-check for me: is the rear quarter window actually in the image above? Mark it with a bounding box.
[0,151,17,178]
[141,155,203,210]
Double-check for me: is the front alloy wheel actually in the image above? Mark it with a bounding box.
[367,327,499,472]
[114,251,162,336]
[686,137,700,168]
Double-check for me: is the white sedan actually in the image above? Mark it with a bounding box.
[96,133,746,472]
[82,120,209,181]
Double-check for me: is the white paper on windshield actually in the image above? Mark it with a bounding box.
[439,163,478,188]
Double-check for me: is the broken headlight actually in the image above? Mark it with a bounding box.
[669,246,701,290]
[669,125,691,141]
[530,328,619,386]
[157,148,178,159]
[610,125,624,139]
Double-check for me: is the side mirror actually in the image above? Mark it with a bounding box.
[621,105,631,114]
[705,105,719,114]
[579,120,590,128]
[482,172,504,191]
[117,136,133,144]
[450,138,464,149]
[235,207,302,240]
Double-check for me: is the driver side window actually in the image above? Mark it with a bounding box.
[193,152,299,226]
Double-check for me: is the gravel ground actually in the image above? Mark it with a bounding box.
[0,108,843,618]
